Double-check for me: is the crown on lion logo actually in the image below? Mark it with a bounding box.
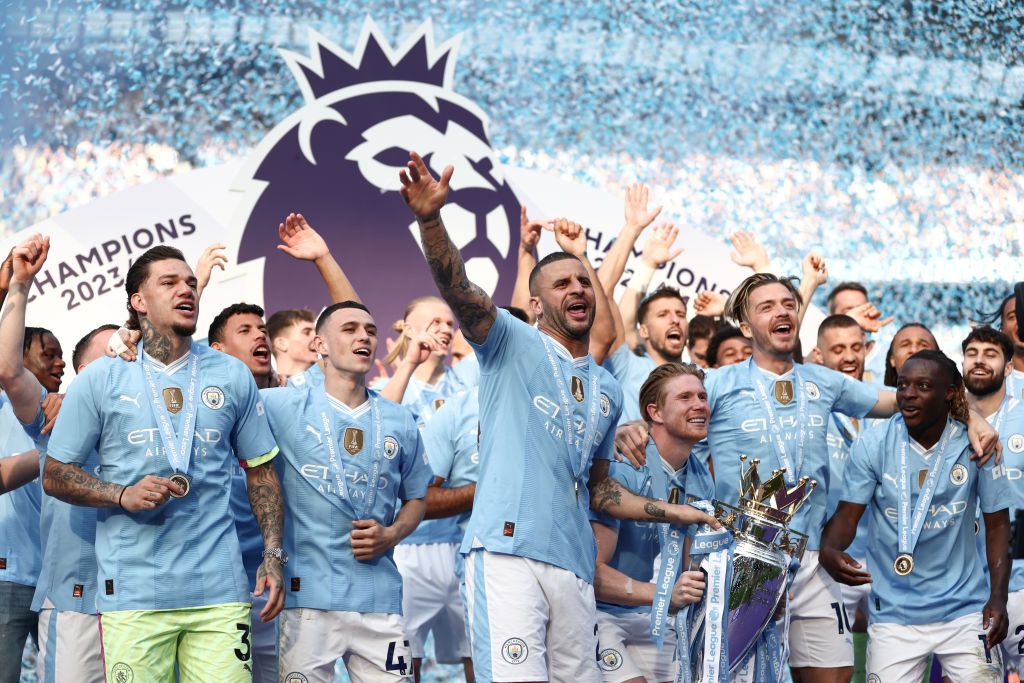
[280,17,461,103]
[736,455,816,524]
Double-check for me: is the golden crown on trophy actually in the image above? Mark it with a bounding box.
[736,455,817,525]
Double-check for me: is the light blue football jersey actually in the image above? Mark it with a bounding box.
[984,395,1024,592]
[421,386,480,537]
[591,440,715,616]
[702,358,879,548]
[288,361,325,389]
[265,385,432,614]
[602,343,657,424]
[229,461,264,588]
[825,413,869,559]
[387,366,467,546]
[1005,369,1024,403]
[20,389,100,614]
[450,353,480,389]
[46,345,278,612]
[842,416,1009,625]
[0,394,41,588]
[464,309,624,584]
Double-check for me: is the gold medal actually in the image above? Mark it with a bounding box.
[343,427,364,456]
[773,380,794,405]
[893,553,914,576]
[168,472,192,498]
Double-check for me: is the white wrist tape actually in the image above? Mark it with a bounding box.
[628,262,656,293]
[624,577,634,595]
[107,327,130,357]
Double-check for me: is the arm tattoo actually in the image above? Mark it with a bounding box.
[418,217,496,344]
[246,462,284,548]
[43,456,123,508]
[644,500,667,519]
[591,476,623,513]
[139,318,174,364]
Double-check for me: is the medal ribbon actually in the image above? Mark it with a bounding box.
[315,390,384,520]
[749,360,807,486]
[540,334,600,491]
[648,447,689,651]
[139,341,199,476]
[897,418,956,560]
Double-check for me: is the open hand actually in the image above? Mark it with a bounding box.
[277,213,329,262]
[399,152,453,220]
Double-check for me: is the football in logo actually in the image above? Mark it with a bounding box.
[599,649,623,671]
[501,637,528,664]
[202,386,225,410]
[234,18,519,331]
[383,435,399,459]
[950,463,968,486]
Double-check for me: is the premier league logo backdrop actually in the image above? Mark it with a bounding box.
[233,18,519,329]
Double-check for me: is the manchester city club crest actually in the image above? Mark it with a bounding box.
[343,427,364,455]
[774,379,794,405]
[599,649,623,671]
[202,386,225,410]
[501,637,528,664]
[571,375,585,402]
[600,393,610,417]
[383,436,399,459]
[1010,434,1024,453]
[805,381,820,400]
[950,463,968,486]
[162,387,184,414]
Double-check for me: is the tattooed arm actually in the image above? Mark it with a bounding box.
[246,461,285,621]
[43,456,183,511]
[399,152,497,344]
[588,459,719,527]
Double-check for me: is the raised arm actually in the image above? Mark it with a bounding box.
[616,223,684,354]
[0,450,40,495]
[378,328,442,404]
[588,459,718,528]
[399,152,496,344]
[278,213,362,304]
[798,253,828,326]
[511,206,542,322]
[246,461,285,621]
[194,243,228,299]
[596,183,662,294]
[0,248,13,314]
[729,231,771,273]
[0,234,48,422]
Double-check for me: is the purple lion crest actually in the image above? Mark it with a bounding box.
[235,18,519,329]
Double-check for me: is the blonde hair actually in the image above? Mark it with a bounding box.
[382,296,448,366]
[725,273,803,324]
[638,362,706,425]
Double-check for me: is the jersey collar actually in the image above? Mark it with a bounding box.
[325,390,370,418]
[143,350,192,375]
[541,330,591,368]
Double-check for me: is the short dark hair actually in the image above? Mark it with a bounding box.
[267,309,315,342]
[23,326,55,356]
[826,282,868,314]
[637,286,686,326]
[883,322,936,387]
[124,245,188,330]
[962,325,1014,363]
[816,314,864,342]
[72,324,120,370]
[687,315,717,348]
[316,300,371,333]
[706,325,746,367]
[528,252,581,295]
[502,306,530,323]
[208,303,265,344]
[725,273,803,324]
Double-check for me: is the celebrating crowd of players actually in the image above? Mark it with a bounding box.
[0,150,1019,683]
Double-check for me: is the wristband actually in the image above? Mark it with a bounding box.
[628,262,656,294]
[117,486,127,510]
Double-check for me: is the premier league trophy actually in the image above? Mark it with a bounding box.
[687,456,816,680]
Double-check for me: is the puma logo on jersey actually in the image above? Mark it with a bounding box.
[118,393,141,408]
[305,425,322,444]
[883,473,898,486]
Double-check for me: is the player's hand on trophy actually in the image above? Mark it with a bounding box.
[614,421,649,468]
[350,519,397,561]
[119,475,183,512]
[194,242,227,297]
[693,290,727,318]
[983,596,1009,647]
[845,301,894,334]
[400,151,453,220]
[669,570,706,609]
[728,231,770,272]
[548,218,587,258]
[818,547,872,586]
[666,503,721,530]
[519,206,545,253]
[105,326,141,362]
[641,222,683,269]
[11,233,50,284]
[623,182,663,234]
[39,392,64,435]
[277,213,329,262]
